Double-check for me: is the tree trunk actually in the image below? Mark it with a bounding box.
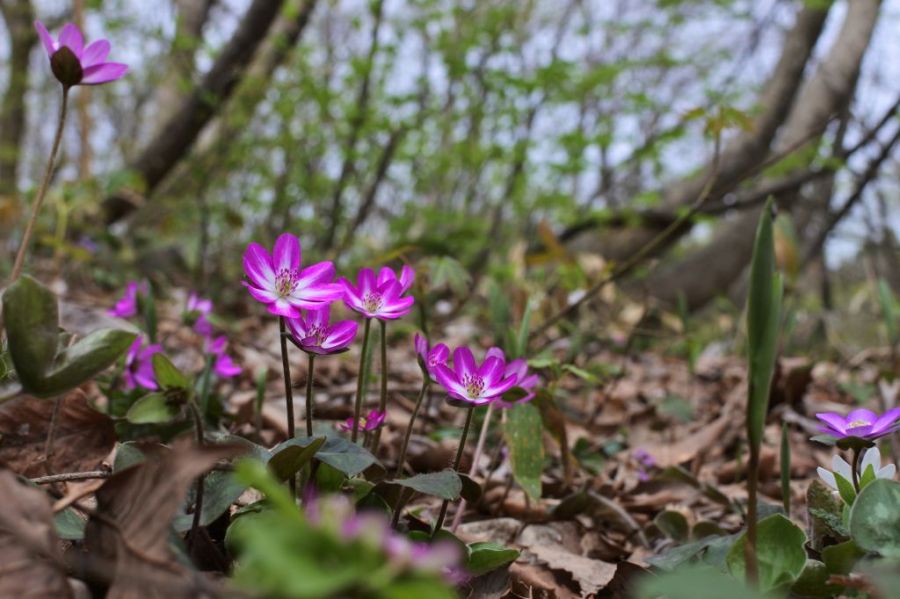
[0,0,36,200]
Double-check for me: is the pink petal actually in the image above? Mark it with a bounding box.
[454,347,477,379]
[267,298,301,318]
[243,243,276,289]
[34,20,56,57]
[286,315,309,341]
[243,281,279,305]
[358,268,376,295]
[58,23,84,57]
[430,344,450,365]
[485,347,505,362]
[377,266,395,287]
[323,321,358,349]
[296,261,335,289]
[399,265,415,293]
[81,39,110,68]
[846,408,878,425]
[815,413,848,435]
[483,374,518,400]
[273,233,301,273]
[872,407,900,434]
[80,61,128,84]
[479,357,506,383]
[434,364,469,399]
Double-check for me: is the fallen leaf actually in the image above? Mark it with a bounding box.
[0,387,116,477]
[0,469,72,597]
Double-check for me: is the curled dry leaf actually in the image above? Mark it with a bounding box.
[0,469,72,598]
[83,444,244,598]
[0,387,115,477]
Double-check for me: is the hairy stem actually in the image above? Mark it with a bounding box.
[433,407,474,535]
[305,353,316,437]
[450,403,494,532]
[369,319,389,452]
[851,446,863,492]
[10,86,69,282]
[352,318,373,443]
[394,380,429,479]
[278,316,296,498]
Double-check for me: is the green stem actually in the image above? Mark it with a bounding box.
[433,407,474,535]
[369,319,389,452]
[278,317,296,498]
[188,399,206,543]
[851,446,863,492]
[745,447,760,587]
[10,86,69,282]
[450,403,494,532]
[352,318,373,443]
[394,380,429,479]
[198,354,214,417]
[305,353,316,437]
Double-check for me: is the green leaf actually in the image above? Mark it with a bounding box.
[858,463,877,490]
[502,402,543,501]
[849,479,900,557]
[745,200,782,451]
[174,470,247,532]
[125,392,179,424]
[655,510,690,542]
[821,539,865,575]
[390,470,462,500]
[54,507,86,540]
[636,564,763,599]
[790,559,835,598]
[466,542,520,576]
[2,276,136,397]
[458,472,482,503]
[833,472,856,506]
[152,354,189,390]
[726,514,807,593]
[268,436,326,482]
[315,436,379,476]
[113,441,146,471]
[646,534,738,571]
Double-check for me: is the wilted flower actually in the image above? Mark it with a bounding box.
[817,448,896,492]
[243,233,343,318]
[123,337,162,391]
[286,306,358,355]
[340,409,385,432]
[34,21,127,88]
[206,336,241,378]
[434,346,518,406]
[414,334,450,380]
[485,348,539,407]
[107,281,146,319]
[340,267,415,320]
[815,408,900,442]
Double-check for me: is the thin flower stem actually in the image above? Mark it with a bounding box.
[188,399,206,543]
[851,447,863,492]
[369,319,389,452]
[10,86,69,282]
[394,380,429,479]
[432,407,475,536]
[43,395,64,461]
[305,353,316,437]
[198,354,214,416]
[352,318,373,443]
[744,447,760,587]
[278,317,297,498]
[450,403,494,532]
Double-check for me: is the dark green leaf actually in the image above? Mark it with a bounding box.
[726,514,807,593]
[822,539,865,575]
[502,402,543,501]
[125,393,179,424]
[54,507,86,540]
[268,436,326,481]
[315,436,378,476]
[391,470,461,500]
[636,564,762,599]
[2,275,59,390]
[655,510,690,542]
[849,479,900,557]
[834,472,856,506]
[173,470,247,532]
[466,542,520,576]
[791,559,836,598]
[151,354,189,390]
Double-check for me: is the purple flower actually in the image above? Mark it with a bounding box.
[815,408,900,442]
[243,233,343,318]
[184,292,214,337]
[207,336,241,378]
[34,21,127,87]
[187,292,213,315]
[286,306,358,355]
[485,348,539,407]
[339,409,385,432]
[107,281,146,319]
[340,267,415,320]
[414,334,450,380]
[433,346,518,406]
[123,337,162,391]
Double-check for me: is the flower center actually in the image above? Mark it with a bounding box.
[275,268,298,297]
[363,292,384,313]
[847,419,870,429]
[307,324,327,346]
[463,374,485,398]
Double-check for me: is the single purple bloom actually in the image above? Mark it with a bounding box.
[107,281,146,319]
[193,315,214,338]
[242,233,343,318]
[123,337,162,391]
[187,292,213,315]
[485,347,540,407]
[815,408,900,441]
[340,267,415,320]
[433,346,518,406]
[339,409,385,432]
[34,20,127,87]
[414,333,450,380]
[286,305,358,355]
[206,335,241,378]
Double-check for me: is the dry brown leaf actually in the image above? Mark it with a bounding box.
[0,388,115,477]
[84,444,243,598]
[0,469,72,598]
[528,544,618,596]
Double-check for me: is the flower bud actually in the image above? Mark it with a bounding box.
[50,46,83,87]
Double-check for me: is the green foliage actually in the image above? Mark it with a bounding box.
[726,514,807,593]
[2,275,135,398]
[502,401,544,501]
[849,479,900,557]
[389,470,462,501]
[636,564,763,599]
[465,542,520,576]
[125,392,179,424]
[268,437,327,482]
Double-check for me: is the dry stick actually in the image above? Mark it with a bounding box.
[351,318,373,443]
[432,407,475,536]
[31,470,112,485]
[9,87,69,282]
[305,353,316,437]
[278,317,297,498]
[369,319,389,452]
[450,403,495,532]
